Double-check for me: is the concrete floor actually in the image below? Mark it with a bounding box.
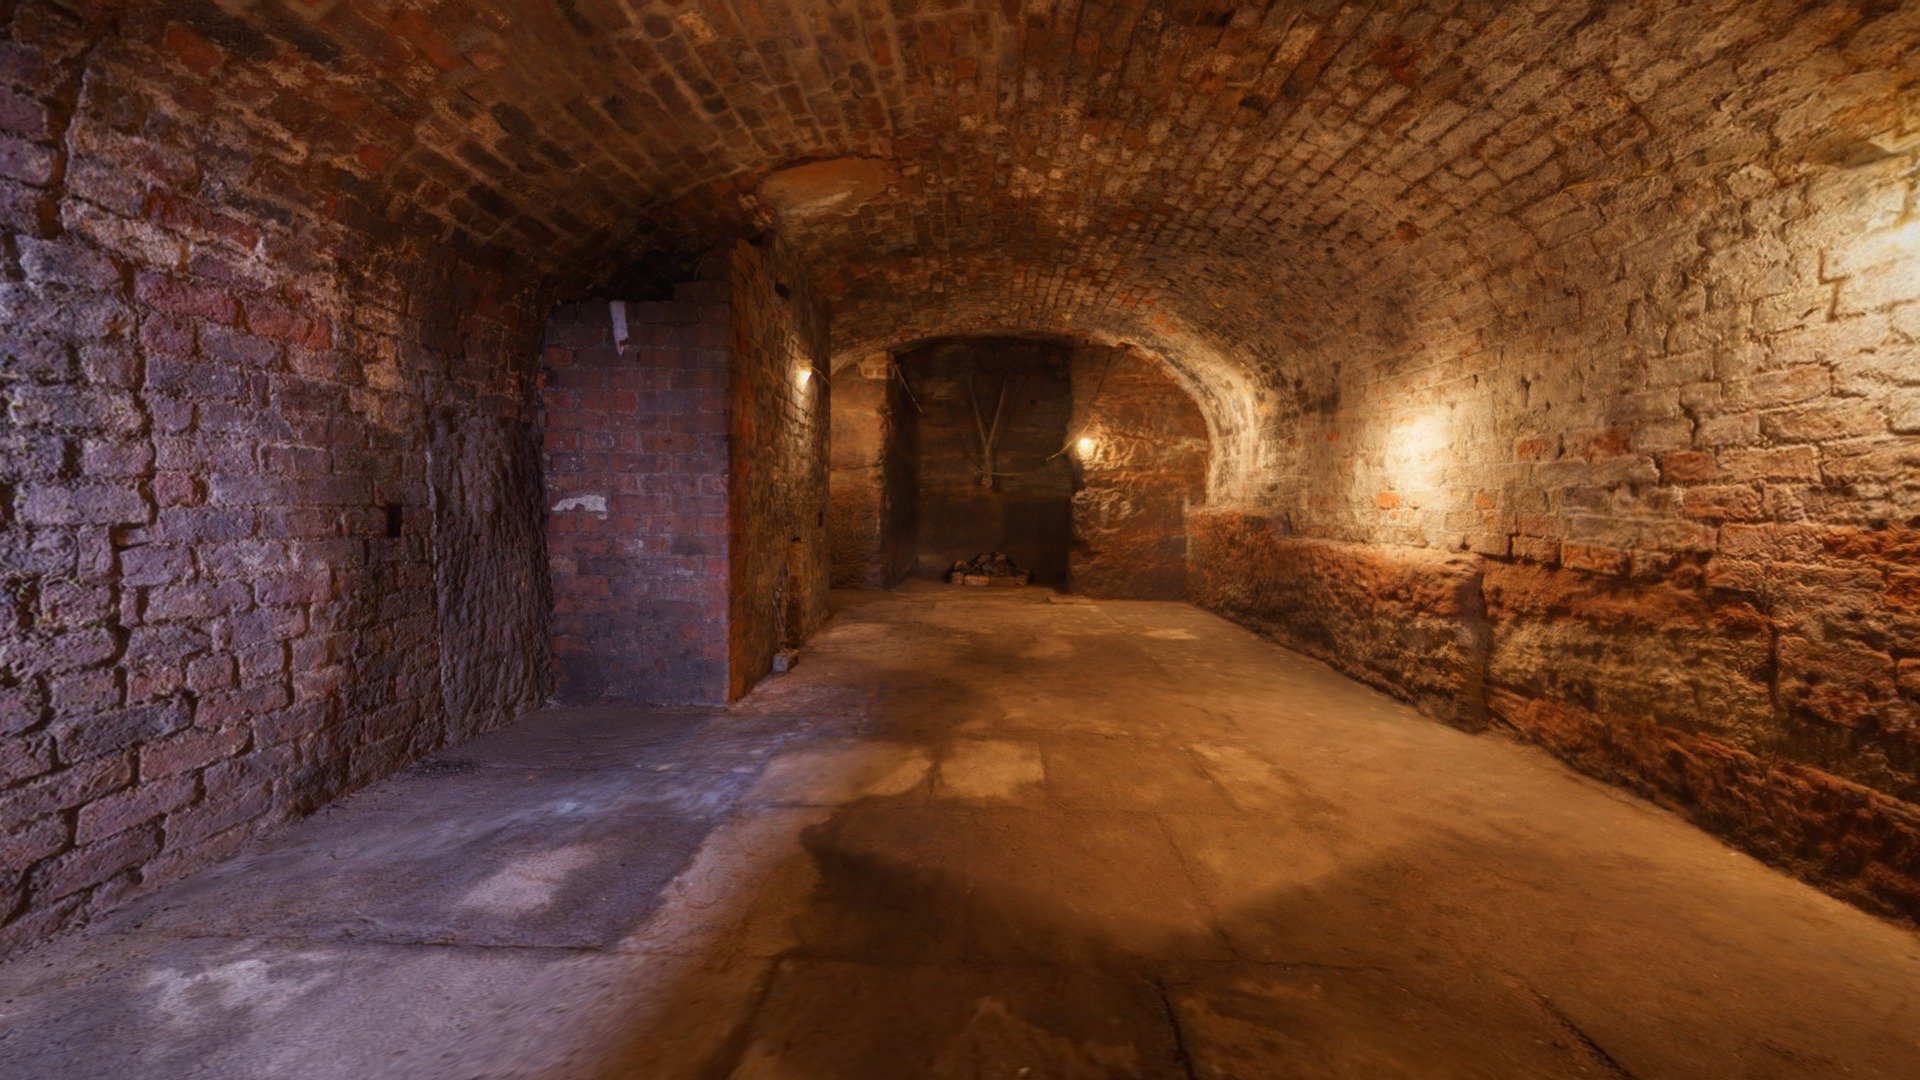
[4,585,1920,1079]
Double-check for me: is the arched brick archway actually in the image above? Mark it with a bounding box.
[829,332,1212,597]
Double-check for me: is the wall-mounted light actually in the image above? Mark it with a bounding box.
[796,365,813,388]
[1075,435,1097,456]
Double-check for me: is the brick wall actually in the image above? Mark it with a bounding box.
[726,240,830,698]
[541,241,829,704]
[1,6,551,958]
[828,355,917,589]
[831,339,1210,598]
[540,291,731,704]
[1191,133,1920,919]
[1068,344,1209,600]
[5,0,1915,944]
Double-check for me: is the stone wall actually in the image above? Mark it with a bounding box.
[903,339,1073,584]
[828,355,917,589]
[1,5,551,958]
[1191,136,1920,919]
[541,242,829,704]
[1192,520,1920,919]
[1068,345,1209,600]
[1189,516,1487,727]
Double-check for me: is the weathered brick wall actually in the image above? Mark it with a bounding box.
[1189,517,1489,728]
[1190,120,1920,917]
[541,241,829,704]
[828,355,916,589]
[1068,345,1209,600]
[1,5,551,957]
[540,293,730,704]
[726,240,830,697]
[902,339,1074,584]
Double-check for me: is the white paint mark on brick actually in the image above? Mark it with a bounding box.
[551,494,608,515]
[609,300,629,354]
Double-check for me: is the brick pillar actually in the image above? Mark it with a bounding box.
[540,243,828,704]
[541,290,731,703]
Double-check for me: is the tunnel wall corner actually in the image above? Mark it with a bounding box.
[725,240,832,700]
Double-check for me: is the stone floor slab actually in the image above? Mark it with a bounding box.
[4,583,1920,1078]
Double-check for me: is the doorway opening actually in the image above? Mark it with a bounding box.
[829,336,1210,599]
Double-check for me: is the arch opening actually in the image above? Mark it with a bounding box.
[830,333,1212,600]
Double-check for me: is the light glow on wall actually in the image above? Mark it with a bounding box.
[1076,435,1097,457]
[1887,218,1920,291]
[1384,411,1450,495]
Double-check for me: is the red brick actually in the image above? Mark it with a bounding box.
[1559,543,1630,576]
[16,236,119,288]
[31,825,160,901]
[76,774,198,843]
[0,132,54,184]
[1760,400,1885,443]
[1682,485,1765,522]
[1,814,67,876]
[134,272,238,324]
[1658,450,1716,483]
[17,483,151,526]
[0,755,134,825]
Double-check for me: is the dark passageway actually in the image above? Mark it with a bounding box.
[828,336,1210,595]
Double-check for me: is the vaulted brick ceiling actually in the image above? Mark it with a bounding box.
[109,0,1916,446]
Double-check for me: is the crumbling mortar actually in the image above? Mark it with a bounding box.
[34,8,111,239]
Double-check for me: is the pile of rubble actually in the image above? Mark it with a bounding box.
[948,551,1030,587]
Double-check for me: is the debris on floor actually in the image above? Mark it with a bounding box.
[949,551,1031,586]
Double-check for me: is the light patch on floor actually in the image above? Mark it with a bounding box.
[933,997,1146,1076]
[747,742,932,806]
[1142,627,1198,640]
[1189,741,1309,806]
[1020,637,1075,660]
[623,809,830,957]
[817,622,891,643]
[938,740,1045,800]
[460,845,599,914]
[146,957,330,1027]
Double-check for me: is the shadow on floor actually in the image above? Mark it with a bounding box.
[4,586,1920,1079]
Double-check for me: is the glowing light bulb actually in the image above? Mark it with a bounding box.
[1076,436,1096,456]
[796,366,812,387]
